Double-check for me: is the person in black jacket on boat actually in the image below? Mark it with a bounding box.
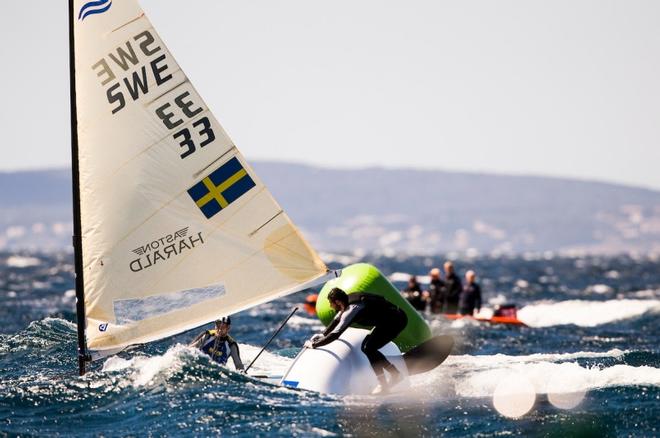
[305,288,408,394]
[442,261,462,314]
[427,268,445,314]
[459,270,482,316]
[403,275,426,311]
[190,317,244,371]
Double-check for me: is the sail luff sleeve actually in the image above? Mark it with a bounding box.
[69,0,89,376]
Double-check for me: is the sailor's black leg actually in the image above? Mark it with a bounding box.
[361,329,390,379]
[361,310,408,382]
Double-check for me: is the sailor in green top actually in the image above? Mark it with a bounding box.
[191,317,244,371]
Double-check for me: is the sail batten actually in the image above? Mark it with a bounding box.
[72,0,329,361]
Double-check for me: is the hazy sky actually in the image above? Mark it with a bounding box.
[1,0,659,190]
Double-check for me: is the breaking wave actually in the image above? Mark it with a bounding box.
[101,343,294,388]
[517,299,660,327]
[4,255,41,268]
[412,349,660,399]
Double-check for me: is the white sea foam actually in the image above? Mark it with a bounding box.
[448,349,627,366]
[102,344,192,387]
[318,252,360,266]
[29,317,77,330]
[629,289,660,299]
[100,341,659,404]
[585,284,614,295]
[411,349,660,399]
[5,255,41,268]
[389,272,417,283]
[239,344,294,376]
[517,299,660,327]
[450,361,660,399]
[487,293,508,306]
[288,314,324,330]
[101,343,294,387]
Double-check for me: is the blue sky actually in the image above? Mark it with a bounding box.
[1,0,659,190]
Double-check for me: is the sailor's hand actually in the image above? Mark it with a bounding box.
[303,340,314,349]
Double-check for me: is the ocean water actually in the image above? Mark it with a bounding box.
[0,252,658,437]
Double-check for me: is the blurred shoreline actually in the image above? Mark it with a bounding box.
[2,164,660,255]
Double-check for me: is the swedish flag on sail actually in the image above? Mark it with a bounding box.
[187,157,256,219]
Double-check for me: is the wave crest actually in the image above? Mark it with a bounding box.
[411,349,660,399]
[518,299,660,327]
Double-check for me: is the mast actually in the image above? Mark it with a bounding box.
[68,0,89,376]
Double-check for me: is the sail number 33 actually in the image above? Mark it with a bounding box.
[155,90,216,159]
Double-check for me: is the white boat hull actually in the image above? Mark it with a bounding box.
[280,327,409,395]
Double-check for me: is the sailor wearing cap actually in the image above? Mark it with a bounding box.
[190,316,244,371]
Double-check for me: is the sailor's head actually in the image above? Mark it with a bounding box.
[444,261,454,275]
[430,268,441,279]
[465,270,476,283]
[327,287,349,312]
[408,275,417,285]
[215,316,231,336]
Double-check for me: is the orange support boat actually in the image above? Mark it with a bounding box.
[443,314,527,326]
[443,304,527,326]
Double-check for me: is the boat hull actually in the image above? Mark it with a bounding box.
[280,327,409,395]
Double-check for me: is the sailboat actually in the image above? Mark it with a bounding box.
[68,0,338,375]
[69,0,452,392]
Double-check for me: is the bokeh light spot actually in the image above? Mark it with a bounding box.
[492,374,536,418]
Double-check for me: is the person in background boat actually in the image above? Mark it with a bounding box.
[402,275,426,311]
[459,270,482,316]
[305,288,408,394]
[442,261,462,314]
[427,268,445,314]
[190,317,244,371]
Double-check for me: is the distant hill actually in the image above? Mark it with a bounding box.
[1,163,660,254]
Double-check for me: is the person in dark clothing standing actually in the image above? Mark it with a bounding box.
[403,275,426,311]
[306,288,408,394]
[459,270,482,316]
[442,261,462,314]
[427,268,445,314]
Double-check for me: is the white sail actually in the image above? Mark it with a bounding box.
[72,0,329,357]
